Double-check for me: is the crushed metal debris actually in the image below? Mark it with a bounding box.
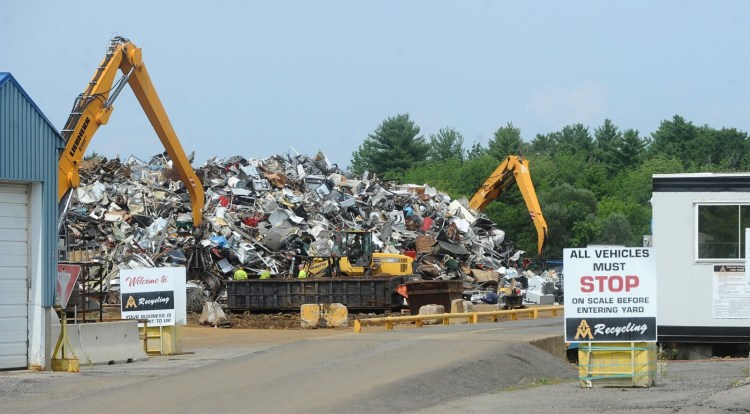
[61,151,560,311]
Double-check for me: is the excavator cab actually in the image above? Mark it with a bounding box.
[336,229,414,277]
[336,230,373,271]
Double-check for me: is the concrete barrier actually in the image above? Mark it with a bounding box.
[418,304,445,325]
[300,304,348,328]
[449,299,474,324]
[52,320,148,366]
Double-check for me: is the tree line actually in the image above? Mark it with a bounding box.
[351,114,750,260]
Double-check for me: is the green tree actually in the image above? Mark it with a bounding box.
[617,155,685,204]
[648,115,697,168]
[466,141,487,160]
[429,127,465,162]
[539,183,598,258]
[401,153,500,199]
[530,132,557,156]
[711,127,748,170]
[597,196,651,245]
[687,126,748,170]
[455,154,500,196]
[350,114,430,180]
[402,158,465,198]
[593,119,620,170]
[84,151,102,161]
[615,129,647,171]
[488,122,523,160]
[593,212,633,246]
[529,152,608,196]
[555,123,594,155]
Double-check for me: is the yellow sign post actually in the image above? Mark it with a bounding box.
[51,311,79,372]
[53,264,81,372]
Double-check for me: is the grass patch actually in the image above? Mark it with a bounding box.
[657,361,669,378]
[657,347,678,361]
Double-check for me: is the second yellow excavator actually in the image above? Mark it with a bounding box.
[469,154,548,256]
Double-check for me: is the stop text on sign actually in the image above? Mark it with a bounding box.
[580,275,639,293]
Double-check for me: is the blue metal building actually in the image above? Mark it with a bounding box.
[0,72,63,370]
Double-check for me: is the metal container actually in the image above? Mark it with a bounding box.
[405,280,464,314]
[227,276,406,312]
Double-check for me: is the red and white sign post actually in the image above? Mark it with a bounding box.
[57,264,82,309]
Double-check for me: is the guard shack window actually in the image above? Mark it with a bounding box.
[697,204,750,259]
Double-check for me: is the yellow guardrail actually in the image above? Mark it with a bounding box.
[353,305,564,333]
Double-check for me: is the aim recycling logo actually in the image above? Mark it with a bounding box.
[575,319,594,340]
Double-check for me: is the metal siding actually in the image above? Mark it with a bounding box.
[0,183,28,369]
[653,175,750,192]
[653,189,750,332]
[0,77,60,307]
[0,271,27,299]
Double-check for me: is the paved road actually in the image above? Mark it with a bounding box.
[1,319,748,414]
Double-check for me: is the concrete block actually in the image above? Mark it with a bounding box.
[450,300,474,324]
[418,304,444,325]
[300,304,348,328]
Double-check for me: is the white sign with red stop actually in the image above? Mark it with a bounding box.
[563,246,657,342]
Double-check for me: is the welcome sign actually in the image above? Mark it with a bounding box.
[120,267,185,327]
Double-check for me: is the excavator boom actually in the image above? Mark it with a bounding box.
[468,155,548,256]
[58,36,204,226]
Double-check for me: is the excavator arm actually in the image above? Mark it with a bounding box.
[468,155,548,256]
[58,36,204,227]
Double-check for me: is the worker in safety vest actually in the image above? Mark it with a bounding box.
[297,264,308,279]
[233,265,247,280]
[260,269,271,279]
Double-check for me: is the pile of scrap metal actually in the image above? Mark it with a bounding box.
[61,150,556,310]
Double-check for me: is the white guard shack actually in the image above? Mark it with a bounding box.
[652,173,750,357]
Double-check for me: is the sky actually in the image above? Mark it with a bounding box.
[2,1,749,169]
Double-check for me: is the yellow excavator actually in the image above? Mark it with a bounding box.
[57,36,204,230]
[301,229,414,277]
[469,154,548,256]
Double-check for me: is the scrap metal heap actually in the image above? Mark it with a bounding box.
[61,151,558,309]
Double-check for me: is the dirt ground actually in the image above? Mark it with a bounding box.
[186,310,304,329]
[185,303,531,329]
[105,303,536,330]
